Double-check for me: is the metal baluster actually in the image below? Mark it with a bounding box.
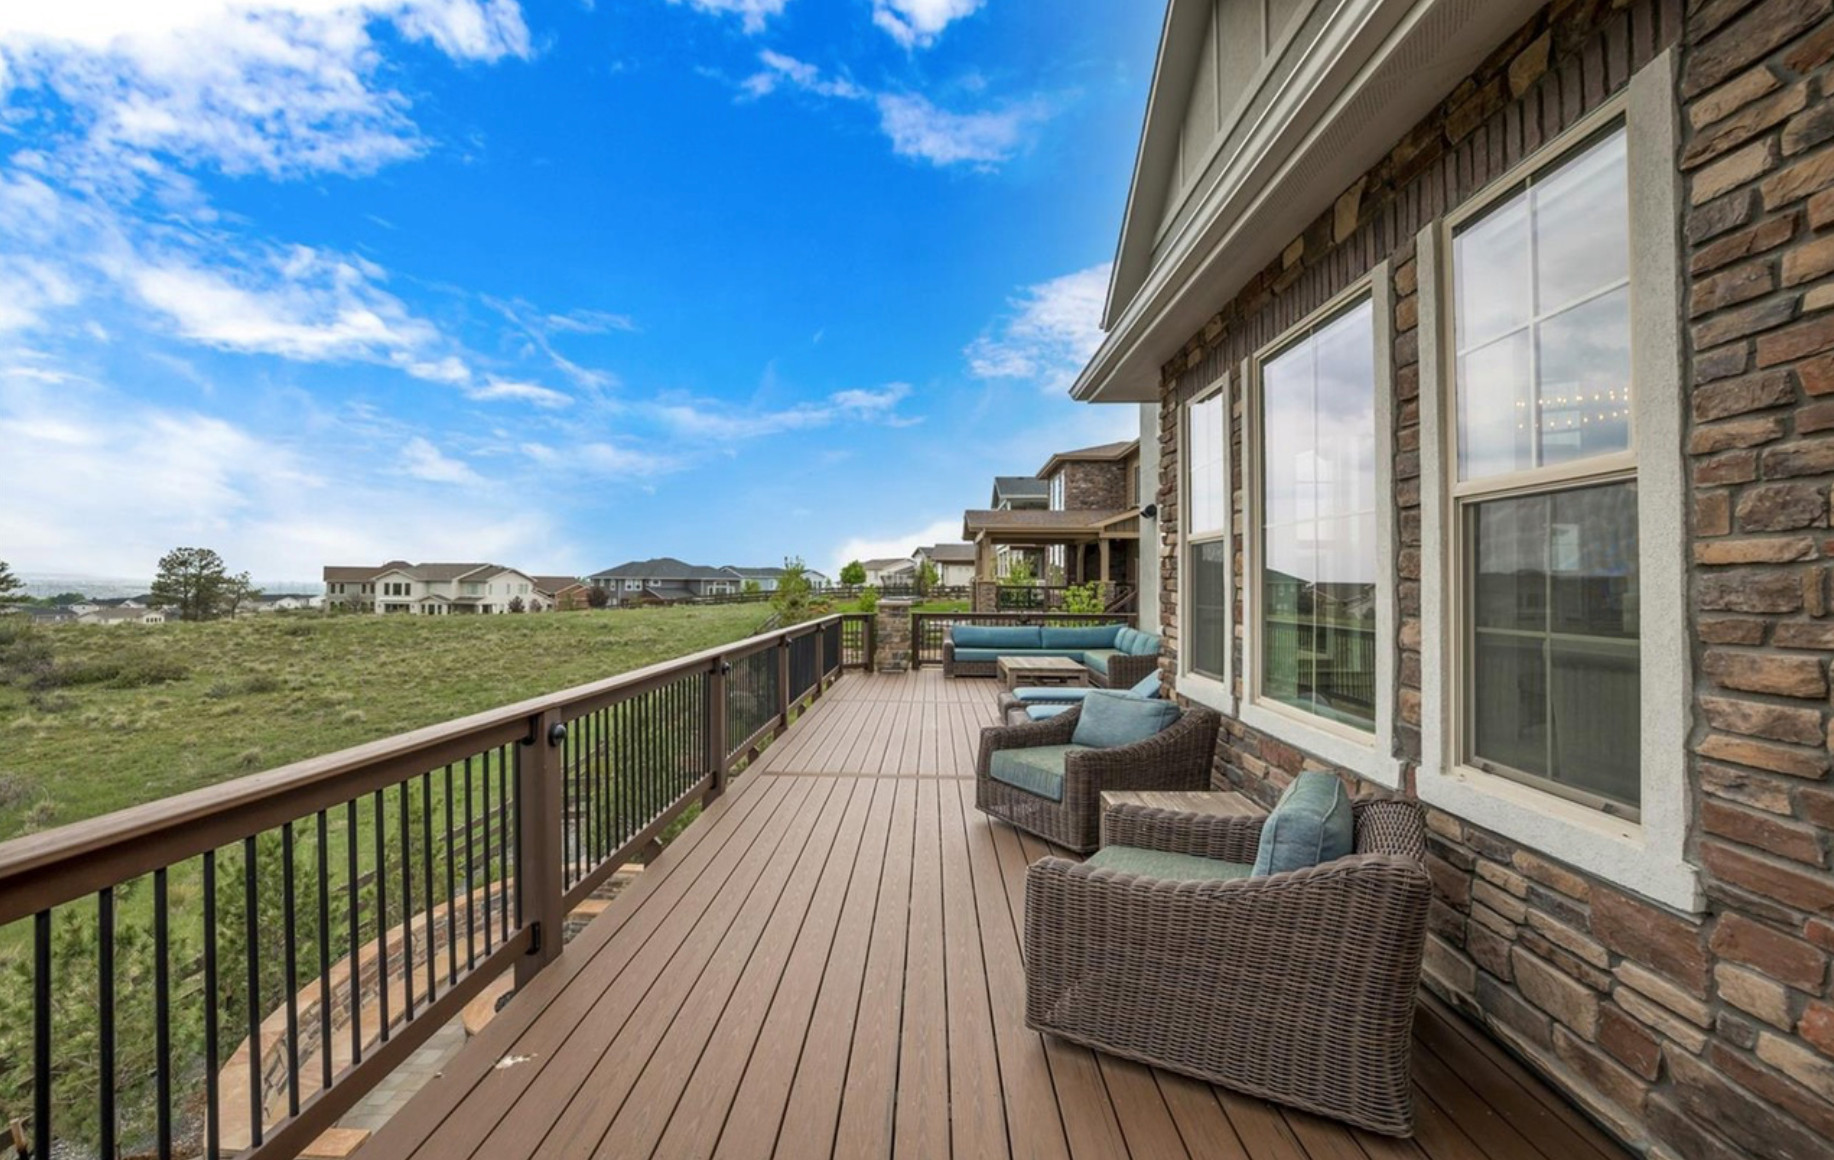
[374,791,390,1041]
[347,800,362,1065]
[481,753,493,956]
[98,888,115,1160]
[203,853,220,1160]
[465,755,477,969]
[422,772,436,1001]
[244,836,262,1146]
[282,822,300,1116]
[445,765,458,988]
[155,869,172,1160]
[318,811,333,1095]
[399,781,415,1020]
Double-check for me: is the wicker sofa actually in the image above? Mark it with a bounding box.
[1023,796,1431,1136]
[973,702,1219,853]
[943,623,1161,686]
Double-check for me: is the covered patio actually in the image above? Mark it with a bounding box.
[364,670,1628,1160]
[962,510,1142,611]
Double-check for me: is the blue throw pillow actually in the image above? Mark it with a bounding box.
[1071,690,1181,749]
[1250,770,1354,877]
[1126,671,1162,698]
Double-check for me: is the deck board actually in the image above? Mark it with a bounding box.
[366,669,1632,1160]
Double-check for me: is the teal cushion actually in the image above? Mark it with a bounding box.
[1085,845,1253,881]
[954,648,1086,664]
[1013,686,1093,704]
[1040,624,1122,650]
[1251,770,1355,877]
[1081,648,1121,675]
[1127,671,1162,698]
[1115,627,1163,656]
[1071,690,1180,749]
[952,625,1041,649]
[988,744,1090,801]
[1025,705,1074,721]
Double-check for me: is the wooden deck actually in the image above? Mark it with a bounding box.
[365,671,1629,1160]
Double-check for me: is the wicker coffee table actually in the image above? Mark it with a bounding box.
[997,655,1088,690]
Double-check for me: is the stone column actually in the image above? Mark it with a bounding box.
[875,599,913,673]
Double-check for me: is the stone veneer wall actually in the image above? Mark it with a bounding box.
[1152,2,1834,1156]
[1057,460,1129,511]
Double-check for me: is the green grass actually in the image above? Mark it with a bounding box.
[0,604,770,837]
[828,598,970,613]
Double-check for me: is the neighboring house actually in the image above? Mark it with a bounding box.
[323,565,381,613]
[246,593,318,614]
[858,558,916,587]
[534,576,591,611]
[1064,4,1834,1158]
[323,563,544,614]
[720,565,784,592]
[911,544,975,588]
[587,558,740,605]
[78,607,166,626]
[963,439,1143,590]
[720,565,833,592]
[988,476,1049,511]
[19,606,76,625]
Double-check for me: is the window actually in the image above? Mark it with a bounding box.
[1256,297,1379,733]
[1184,387,1228,683]
[1450,123,1639,816]
[1049,473,1065,511]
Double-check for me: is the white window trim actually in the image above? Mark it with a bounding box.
[1417,50,1698,912]
[1178,372,1234,715]
[1240,263,1401,787]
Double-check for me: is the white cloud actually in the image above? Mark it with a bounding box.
[401,436,483,484]
[0,256,80,332]
[0,370,562,578]
[871,0,983,48]
[874,91,1042,168]
[827,516,962,580]
[122,244,442,363]
[738,51,1045,169]
[0,1,533,179]
[651,382,917,440]
[466,376,572,408]
[669,0,790,35]
[966,262,1110,393]
[742,50,865,100]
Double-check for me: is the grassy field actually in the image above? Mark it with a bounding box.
[0,604,771,838]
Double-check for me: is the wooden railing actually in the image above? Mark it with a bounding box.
[0,615,867,1160]
[908,611,1138,668]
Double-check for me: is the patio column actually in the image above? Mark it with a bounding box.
[1099,538,1111,586]
[875,598,913,673]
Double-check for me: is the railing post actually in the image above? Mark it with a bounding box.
[866,617,876,670]
[814,624,827,693]
[707,655,730,803]
[777,636,792,731]
[516,708,565,988]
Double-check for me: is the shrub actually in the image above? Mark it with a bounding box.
[108,655,190,688]
[857,586,879,613]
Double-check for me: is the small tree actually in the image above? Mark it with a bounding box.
[914,559,939,597]
[0,560,25,605]
[508,595,526,613]
[586,584,610,609]
[741,579,762,597]
[857,585,879,613]
[839,560,866,588]
[221,570,261,618]
[1063,581,1106,614]
[1000,556,1036,588]
[150,547,231,621]
[771,557,814,623]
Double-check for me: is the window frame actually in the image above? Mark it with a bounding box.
[1443,111,1640,818]
[1178,372,1233,713]
[1416,53,1697,911]
[1240,264,1400,786]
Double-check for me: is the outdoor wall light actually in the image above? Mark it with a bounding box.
[1141,503,1158,520]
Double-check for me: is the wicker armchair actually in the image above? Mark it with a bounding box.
[1023,798,1430,1136]
[1089,651,1159,689]
[974,704,1220,853]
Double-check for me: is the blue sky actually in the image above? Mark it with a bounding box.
[0,0,1159,585]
